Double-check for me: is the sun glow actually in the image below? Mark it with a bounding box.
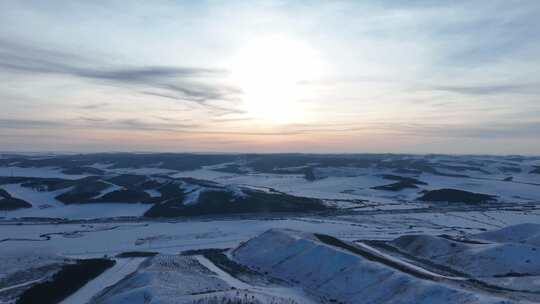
[230,36,323,124]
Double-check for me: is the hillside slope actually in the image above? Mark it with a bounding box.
[232,229,513,304]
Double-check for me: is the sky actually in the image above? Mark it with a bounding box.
[1,0,539,154]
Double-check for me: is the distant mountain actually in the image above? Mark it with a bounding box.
[2,153,538,181]
[418,188,496,204]
[144,187,328,217]
[371,174,428,191]
[0,173,329,217]
[1,153,539,219]
[0,153,239,172]
[0,188,32,210]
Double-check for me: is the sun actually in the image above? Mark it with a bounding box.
[229,35,322,124]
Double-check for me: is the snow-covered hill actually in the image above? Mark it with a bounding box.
[389,224,540,292]
[91,254,315,304]
[87,226,540,304]
[391,234,540,277]
[232,229,520,304]
[5,223,540,303]
[475,223,540,246]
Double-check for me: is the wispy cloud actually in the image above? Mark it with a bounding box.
[0,118,65,129]
[428,83,540,96]
[79,102,110,110]
[0,39,240,108]
[1,116,539,146]
[140,89,243,115]
[0,117,198,132]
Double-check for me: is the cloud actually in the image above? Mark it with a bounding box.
[0,117,300,135]
[210,117,254,123]
[76,116,108,123]
[0,117,198,132]
[372,1,540,67]
[427,83,540,96]
[389,121,540,139]
[82,66,225,81]
[1,115,539,142]
[437,5,540,66]
[140,89,243,115]
[79,102,110,110]
[111,118,197,132]
[0,39,241,108]
[0,118,65,129]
